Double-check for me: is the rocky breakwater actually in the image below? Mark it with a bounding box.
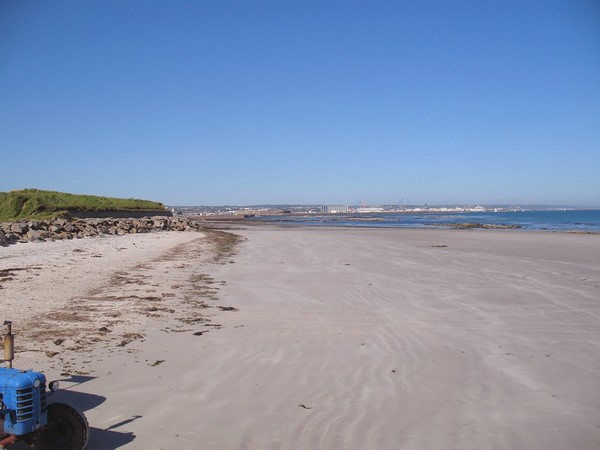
[0,216,201,246]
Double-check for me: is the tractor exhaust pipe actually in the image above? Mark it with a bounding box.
[3,321,14,368]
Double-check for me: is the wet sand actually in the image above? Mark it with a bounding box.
[1,226,599,449]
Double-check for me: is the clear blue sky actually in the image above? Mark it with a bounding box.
[1,1,599,206]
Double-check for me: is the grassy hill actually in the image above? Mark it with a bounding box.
[0,189,167,221]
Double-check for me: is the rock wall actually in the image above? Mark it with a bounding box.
[67,209,172,219]
[0,216,200,246]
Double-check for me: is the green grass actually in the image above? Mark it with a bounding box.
[0,189,166,221]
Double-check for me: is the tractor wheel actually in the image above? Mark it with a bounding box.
[36,403,89,450]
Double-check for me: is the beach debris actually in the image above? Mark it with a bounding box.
[98,326,111,333]
[218,306,238,312]
[431,244,448,248]
[177,316,207,324]
[0,267,40,283]
[53,338,65,346]
[149,360,165,367]
[45,351,60,358]
[117,333,144,347]
[193,330,208,336]
[298,404,313,410]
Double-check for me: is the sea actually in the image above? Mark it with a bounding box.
[248,209,600,232]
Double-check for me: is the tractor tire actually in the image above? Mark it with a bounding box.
[35,402,89,450]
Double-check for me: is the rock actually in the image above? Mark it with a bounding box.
[10,223,27,234]
[81,228,98,237]
[96,225,109,235]
[26,229,44,241]
[27,220,44,230]
[0,230,8,247]
[3,233,18,244]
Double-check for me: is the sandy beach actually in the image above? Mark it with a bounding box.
[1,226,599,449]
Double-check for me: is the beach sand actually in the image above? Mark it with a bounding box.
[1,226,599,449]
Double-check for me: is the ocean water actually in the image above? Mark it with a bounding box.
[249,210,600,232]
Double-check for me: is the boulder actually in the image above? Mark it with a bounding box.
[53,218,67,227]
[26,229,44,241]
[10,223,27,234]
[27,220,44,230]
[0,230,8,247]
[96,225,110,235]
[80,228,97,238]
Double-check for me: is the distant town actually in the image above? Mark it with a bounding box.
[168,204,577,217]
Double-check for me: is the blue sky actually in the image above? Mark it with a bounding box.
[1,0,599,206]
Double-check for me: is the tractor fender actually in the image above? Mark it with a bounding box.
[35,402,89,450]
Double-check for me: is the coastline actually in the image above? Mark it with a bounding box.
[1,226,599,449]
[242,209,600,232]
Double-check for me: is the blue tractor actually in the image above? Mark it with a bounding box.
[0,322,89,450]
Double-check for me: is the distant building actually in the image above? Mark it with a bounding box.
[322,205,348,213]
[355,206,384,213]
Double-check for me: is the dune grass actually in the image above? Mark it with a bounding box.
[0,189,166,221]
